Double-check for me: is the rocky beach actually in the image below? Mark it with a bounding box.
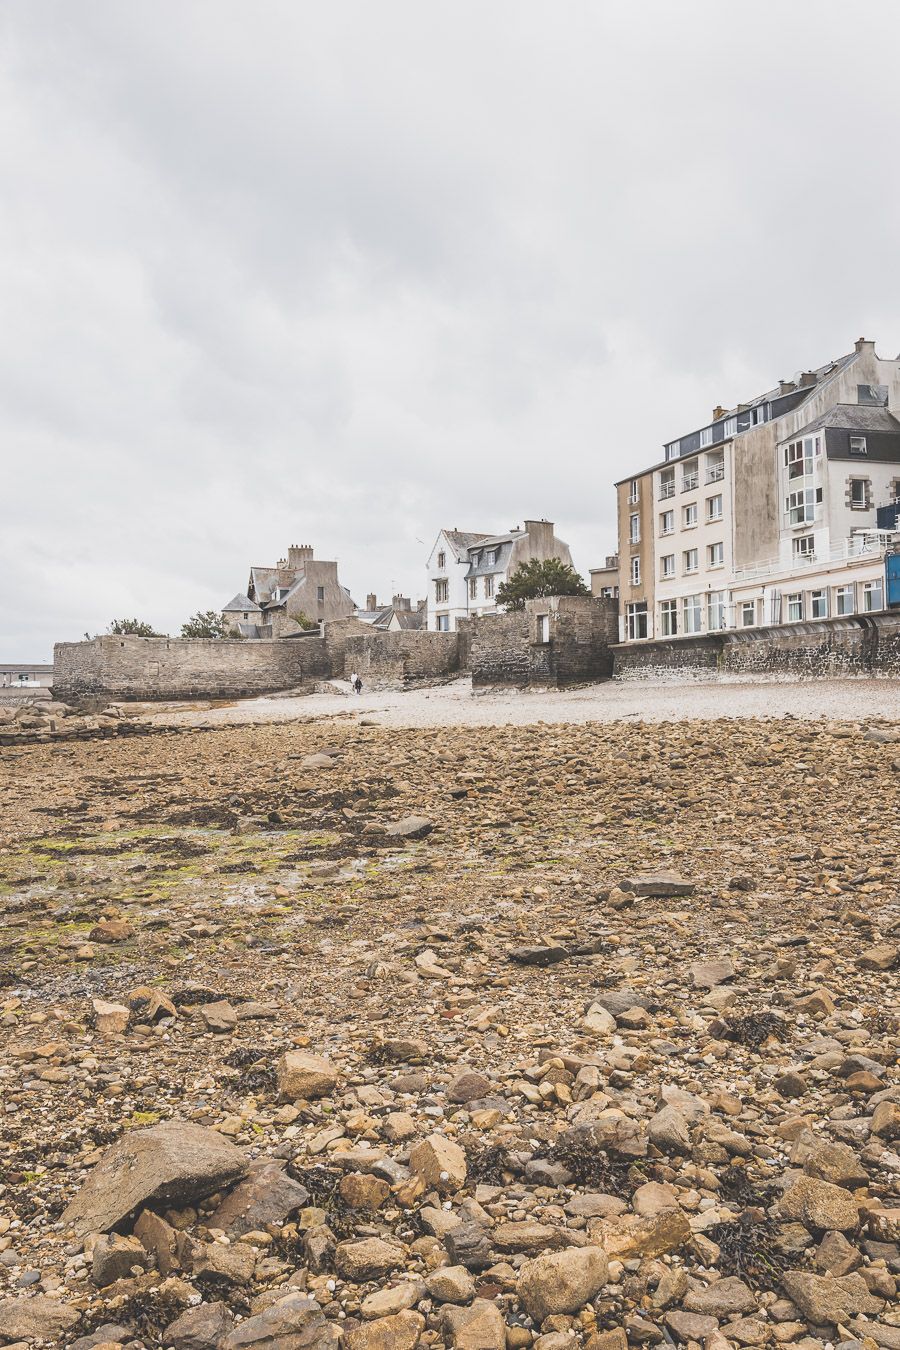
[0,702,898,1349]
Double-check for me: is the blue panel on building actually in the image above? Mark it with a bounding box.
[887,554,900,608]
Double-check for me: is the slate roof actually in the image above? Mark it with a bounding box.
[465,537,519,579]
[222,593,261,613]
[441,530,491,559]
[389,609,425,630]
[792,404,900,437]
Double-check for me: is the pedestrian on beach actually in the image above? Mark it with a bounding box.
[349,671,358,694]
[354,675,363,695]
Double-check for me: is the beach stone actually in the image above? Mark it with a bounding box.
[516,1245,609,1320]
[0,1294,81,1343]
[207,1160,309,1236]
[409,1133,467,1191]
[441,1299,506,1348]
[164,1300,234,1350]
[335,1237,405,1280]
[425,1264,476,1304]
[220,1292,340,1347]
[779,1175,860,1232]
[62,1121,248,1236]
[344,1310,424,1349]
[276,1050,338,1100]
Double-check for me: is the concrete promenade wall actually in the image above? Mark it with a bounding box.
[53,635,331,701]
[612,612,900,680]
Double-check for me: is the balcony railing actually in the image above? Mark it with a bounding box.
[732,532,892,583]
[658,483,675,499]
[706,463,725,483]
[681,475,699,492]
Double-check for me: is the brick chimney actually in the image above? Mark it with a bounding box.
[287,544,314,567]
[712,405,726,420]
[392,594,411,611]
[855,337,875,353]
[778,380,796,396]
[366,593,378,611]
[798,371,818,387]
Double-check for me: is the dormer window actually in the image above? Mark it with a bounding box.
[849,436,867,455]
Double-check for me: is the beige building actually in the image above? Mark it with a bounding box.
[223,544,356,638]
[616,339,900,641]
[589,554,619,599]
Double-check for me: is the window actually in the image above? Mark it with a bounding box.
[628,479,640,504]
[437,551,446,570]
[683,503,698,528]
[849,479,868,508]
[683,548,698,574]
[706,494,723,521]
[659,469,675,500]
[660,509,675,535]
[536,613,550,644]
[699,426,713,448]
[740,600,756,627]
[862,579,884,611]
[785,487,822,525]
[784,436,820,478]
[706,452,725,483]
[486,549,497,565]
[787,592,803,622]
[707,541,724,567]
[484,575,495,599]
[682,594,702,634]
[835,584,855,615]
[661,554,676,579]
[469,578,477,599]
[626,602,648,640]
[316,586,325,603]
[849,436,867,455]
[630,556,641,586]
[810,589,828,619]
[665,440,681,461]
[435,579,449,603]
[629,513,640,544]
[752,405,766,426]
[660,599,678,636]
[436,614,450,632]
[682,460,699,491]
[793,534,815,560]
[707,591,726,631]
[722,418,737,437]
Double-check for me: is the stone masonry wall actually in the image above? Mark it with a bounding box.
[612,612,900,680]
[54,635,331,701]
[471,597,617,687]
[342,630,463,682]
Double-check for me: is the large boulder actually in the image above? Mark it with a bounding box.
[0,1294,80,1343]
[221,1292,341,1347]
[778,1175,860,1232]
[206,1160,309,1236]
[62,1121,248,1236]
[516,1246,609,1321]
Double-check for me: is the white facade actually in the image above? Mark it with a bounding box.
[652,444,734,638]
[425,521,576,631]
[425,531,478,632]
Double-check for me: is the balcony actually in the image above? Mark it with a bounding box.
[681,474,698,493]
[732,532,893,583]
[658,482,675,500]
[705,463,725,483]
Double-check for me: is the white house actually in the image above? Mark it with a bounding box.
[425,521,575,631]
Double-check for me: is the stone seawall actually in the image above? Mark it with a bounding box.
[471,597,617,687]
[612,612,900,680]
[343,630,463,682]
[53,635,331,701]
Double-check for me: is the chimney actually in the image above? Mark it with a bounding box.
[366,592,378,611]
[798,370,818,387]
[778,380,796,396]
[392,594,411,611]
[287,544,314,567]
[524,519,554,555]
[712,405,726,420]
[855,337,875,353]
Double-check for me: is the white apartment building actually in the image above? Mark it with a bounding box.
[617,339,900,641]
[425,521,574,631]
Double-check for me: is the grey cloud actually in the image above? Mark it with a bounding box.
[1,0,899,658]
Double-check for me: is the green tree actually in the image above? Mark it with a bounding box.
[107,618,162,636]
[495,558,590,611]
[180,610,229,638]
[293,611,319,631]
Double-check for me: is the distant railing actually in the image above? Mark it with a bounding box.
[658,483,675,500]
[732,532,891,582]
[706,463,725,483]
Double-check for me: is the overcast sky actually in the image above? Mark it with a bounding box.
[2,1,899,659]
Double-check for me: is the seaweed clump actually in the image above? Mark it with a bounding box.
[707,1213,790,1290]
[723,1011,787,1047]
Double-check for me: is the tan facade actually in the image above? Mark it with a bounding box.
[616,473,654,639]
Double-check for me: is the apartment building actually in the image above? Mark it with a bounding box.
[616,339,900,641]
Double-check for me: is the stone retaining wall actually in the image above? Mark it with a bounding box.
[471,597,617,686]
[612,612,900,680]
[343,630,463,682]
[53,634,331,701]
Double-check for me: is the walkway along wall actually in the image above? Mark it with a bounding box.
[471,596,618,687]
[612,612,900,680]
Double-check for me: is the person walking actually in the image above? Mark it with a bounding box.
[354,674,363,696]
[349,671,358,694]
